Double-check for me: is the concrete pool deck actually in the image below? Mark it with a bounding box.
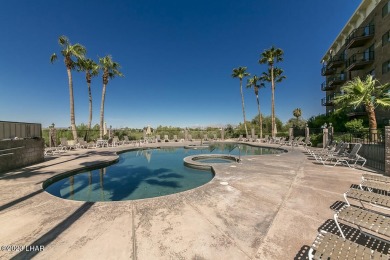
[0,141,381,259]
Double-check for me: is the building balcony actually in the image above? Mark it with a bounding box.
[327,55,345,69]
[345,25,375,49]
[321,81,334,91]
[321,66,336,76]
[328,73,346,86]
[346,51,374,71]
[321,94,336,106]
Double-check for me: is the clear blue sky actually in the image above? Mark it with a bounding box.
[0,0,361,129]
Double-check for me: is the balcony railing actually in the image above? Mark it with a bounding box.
[328,73,346,86]
[321,66,336,76]
[346,51,375,71]
[327,55,345,69]
[321,81,336,91]
[345,25,375,49]
[321,93,338,106]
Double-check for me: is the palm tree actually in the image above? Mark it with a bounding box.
[293,108,302,125]
[99,55,123,139]
[259,67,286,137]
[259,46,285,138]
[77,58,99,131]
[333,75,390,141]
[247,75,265,138]
[51,35,86,140]
[232,67,250,137]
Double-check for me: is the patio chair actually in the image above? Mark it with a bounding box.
[122,136,131,145]
[203,134,209,141]
[164,135,169,142]
[156,135,161,142]
[292,136,304,146]
[306,139,333,153]
[173,135,179,142]
[310,141,344,162]
[360,174,390,196]
[58,137,74,151]
[302,136,312,149]
[362,174,390,184]
[112,136,120,146]
[333,204,390,239]
[253,135,258,142]
[317,143,349,165]
[77,138,91,149]
[344,188,390,211]
[44,144,62,156]
[330,143,366,168]
[308,230,389,260]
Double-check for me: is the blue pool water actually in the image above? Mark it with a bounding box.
[44,143,282,201]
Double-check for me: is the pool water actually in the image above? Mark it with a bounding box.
[194,158,235,163]
[44,144,282,201]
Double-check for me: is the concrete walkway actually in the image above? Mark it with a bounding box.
[0,142,379,259]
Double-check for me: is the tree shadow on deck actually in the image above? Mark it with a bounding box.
[10,202,94,260]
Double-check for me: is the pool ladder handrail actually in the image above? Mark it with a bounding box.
[229,144,241,162]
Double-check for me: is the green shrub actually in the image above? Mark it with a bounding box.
[345,119,364,133]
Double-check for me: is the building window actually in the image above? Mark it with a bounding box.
[383,60,390,75]
[383,31,390,46]
[363,44,375,60]
[383,1,390,17]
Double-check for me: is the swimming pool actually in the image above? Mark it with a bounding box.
[44,143,283,201]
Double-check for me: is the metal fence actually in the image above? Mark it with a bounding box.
[0,121,42,140]
[334,129,384,172]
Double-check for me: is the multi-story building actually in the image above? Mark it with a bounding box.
[321,0,390,124]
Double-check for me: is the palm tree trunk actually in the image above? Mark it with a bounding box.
[366,103,377,142]
[271,65,275,138]
[240,79,249,137]
[256,95,262,138]
[100,84,107,139]
[87,82,93,130]
[67,68,78,140]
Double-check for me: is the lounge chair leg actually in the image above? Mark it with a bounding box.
[343,192,350,206]
[308,248,314,260]
[334,213,345,239]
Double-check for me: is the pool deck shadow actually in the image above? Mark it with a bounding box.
[0,141,384,259]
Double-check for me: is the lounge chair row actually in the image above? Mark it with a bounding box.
[44,136,139,156]
[237,135,311,147]
[305,141,367,168]
[308,173,390,259]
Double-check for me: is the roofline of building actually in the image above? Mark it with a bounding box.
[321,0,380,63]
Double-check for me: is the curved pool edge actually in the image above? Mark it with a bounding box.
[183,154,240,170]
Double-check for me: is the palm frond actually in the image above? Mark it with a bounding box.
[50,53,57,63]
[231,66,249,79]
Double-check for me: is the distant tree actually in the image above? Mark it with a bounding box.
[50,35,86,140]
[284,117,307,129]
[334,75,390,140]
[77,58,99,130]
[292,108,302,125]
[259,46,285,138]
[257,115,283,135]
[307,113,349,132]
[247,75,265,138]
[99,55,123,139]
[232,67,250,137]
